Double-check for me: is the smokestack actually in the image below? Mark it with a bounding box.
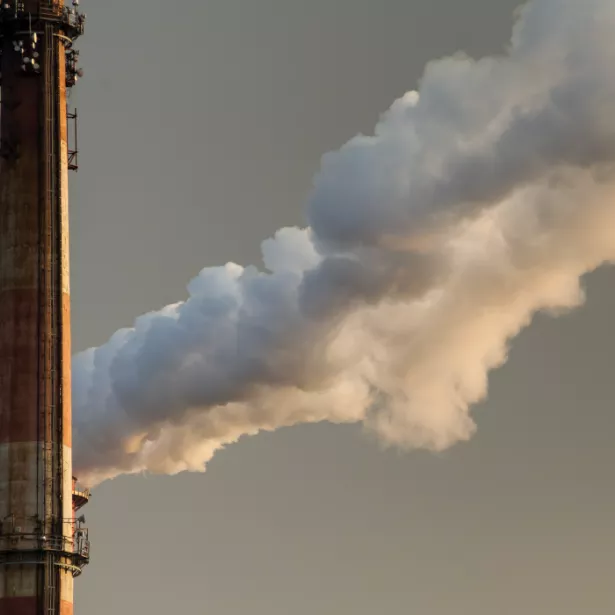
[0,1,89,613]
[73,0,615,487]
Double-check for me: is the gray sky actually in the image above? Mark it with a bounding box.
[70,1,615,613]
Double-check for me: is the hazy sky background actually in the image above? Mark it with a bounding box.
[69,1,615,613]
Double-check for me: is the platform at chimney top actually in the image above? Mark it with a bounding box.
[0,0,86,42]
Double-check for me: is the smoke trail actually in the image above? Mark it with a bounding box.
[73,0,615,487]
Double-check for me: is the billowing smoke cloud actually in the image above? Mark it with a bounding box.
[73,0,615,487]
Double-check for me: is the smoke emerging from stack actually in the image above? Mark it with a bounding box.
[73,0,615,487]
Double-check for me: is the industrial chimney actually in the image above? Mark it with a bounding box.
[0,1,89,614]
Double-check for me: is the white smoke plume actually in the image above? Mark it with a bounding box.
[73,0,615,487]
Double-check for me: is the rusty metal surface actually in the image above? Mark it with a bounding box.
[0,291,41,443]
[0,14,79,614]
[60,31,73,450]
[0,37,44,446]
[0,565,36,600]
[59,568,74,613]
[0,25,49,578]
[0,596,39,615]
[62,293,72,451]
[60,600,74,615]
[0,443,40,538]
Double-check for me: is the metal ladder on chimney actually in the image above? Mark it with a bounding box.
[41,19,62,615]
[46,553,57,615]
